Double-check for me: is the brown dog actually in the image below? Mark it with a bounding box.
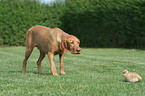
[23,25,81,76]
[123,70,142,82]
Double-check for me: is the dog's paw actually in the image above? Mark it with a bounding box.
[52,73,59,76]
[61,72,66,75]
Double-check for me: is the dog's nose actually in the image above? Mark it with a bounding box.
[77,48,81,52]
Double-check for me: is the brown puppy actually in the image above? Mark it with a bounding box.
[123,70,142,82]
[23,25,81,76]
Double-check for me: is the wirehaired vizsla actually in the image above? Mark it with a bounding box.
[23,25,81,76]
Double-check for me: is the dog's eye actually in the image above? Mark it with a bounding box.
[70,41,73,44]
[78,41,80,44]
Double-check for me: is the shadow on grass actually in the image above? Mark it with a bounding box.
[8,70,52,75]
[122,80,142,83]
[8,71,66,77]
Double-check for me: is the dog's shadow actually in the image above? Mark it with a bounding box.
[8,70,52,75]
[121,80,142,83]
[122,80,128,82]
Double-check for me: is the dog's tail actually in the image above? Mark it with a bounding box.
[24,31,29,40]
[24,26,34,40]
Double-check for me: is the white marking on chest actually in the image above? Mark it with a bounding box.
[57,33,62,43]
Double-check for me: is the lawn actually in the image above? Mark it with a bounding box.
[0,47,145,96]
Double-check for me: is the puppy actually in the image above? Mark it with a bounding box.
[123,70,142,82]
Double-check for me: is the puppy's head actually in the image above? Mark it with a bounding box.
[123,70,129,74]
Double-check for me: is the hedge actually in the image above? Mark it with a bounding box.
[61,0,145,48]
[0,0,145,48]
[0,0,65,46]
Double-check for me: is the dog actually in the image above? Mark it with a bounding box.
[23,25,81,76]
[123,70,142,82]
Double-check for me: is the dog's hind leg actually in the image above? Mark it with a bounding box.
[37,50,45,74]
[22,33,34,73]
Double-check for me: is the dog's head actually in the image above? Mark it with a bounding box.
[60,35,81,54]
[123,70,129,74]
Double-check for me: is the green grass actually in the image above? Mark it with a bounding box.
[0,47,145,96]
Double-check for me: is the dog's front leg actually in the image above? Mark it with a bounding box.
[59,53,65,75]
[48,52,59,76]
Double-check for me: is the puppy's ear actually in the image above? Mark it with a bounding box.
[60,40,68,54]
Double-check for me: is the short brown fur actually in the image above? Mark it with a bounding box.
[23,25,81,76]
[123,70,142,82]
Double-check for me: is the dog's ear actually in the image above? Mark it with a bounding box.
[60,40,68,54]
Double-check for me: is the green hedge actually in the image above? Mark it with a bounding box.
[0,0,65,46]
[0,0,145,48]
[61,0,145,48]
